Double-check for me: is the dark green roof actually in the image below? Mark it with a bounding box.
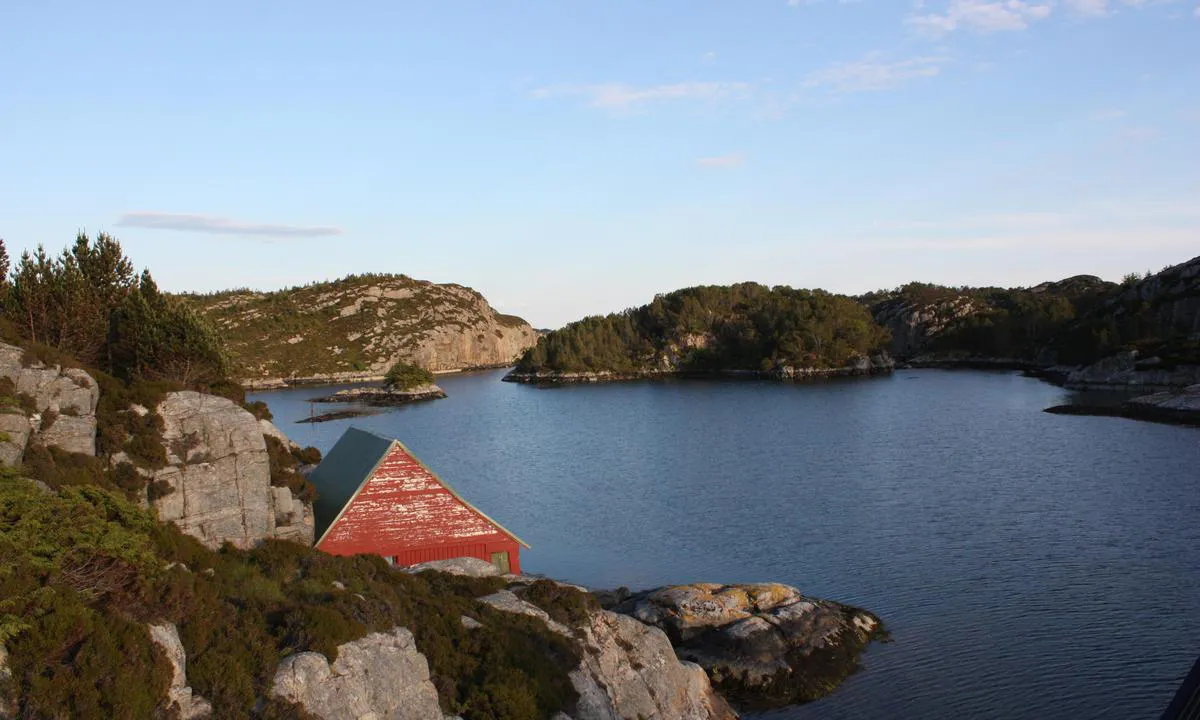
[309,427,395,540]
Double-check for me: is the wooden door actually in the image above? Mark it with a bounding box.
[490,551,510,574]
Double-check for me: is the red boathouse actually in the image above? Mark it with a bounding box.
[309,428,528,573]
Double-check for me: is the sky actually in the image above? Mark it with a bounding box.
[1,1,1198,328]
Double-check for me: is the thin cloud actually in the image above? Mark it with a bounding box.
[908,0,1053,36]
[805,54,950,94]
[696,153,746,168]
[531,81,752,114]
[116,212,343,238]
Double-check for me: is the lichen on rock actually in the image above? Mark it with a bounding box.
[270,627,450,720]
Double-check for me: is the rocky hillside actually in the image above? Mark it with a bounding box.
[509,283,893,383]
[865,275,1117,362]
[182,274,538,387]
[864,256,1200,387]
[0,340,885,720]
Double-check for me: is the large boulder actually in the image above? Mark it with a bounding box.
[569,610,736,720]
[271,628,450,720]
[619,583,882,709]
[151,392,313,548]
[0,342,100,463]
[478,589,735,720]
[148,623,212,719]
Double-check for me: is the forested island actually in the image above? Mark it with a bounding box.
[507,283,893,382]
[511,256,1200,390]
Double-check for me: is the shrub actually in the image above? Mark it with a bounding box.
[383,361,434,391]
[264,435,318,503]
[517,580,600,627]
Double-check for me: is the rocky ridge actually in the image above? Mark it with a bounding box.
[183,275,537,387]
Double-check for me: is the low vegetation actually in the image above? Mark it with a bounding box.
[382,361,435,391]
[517,283,891,375]
[0,469,581,719]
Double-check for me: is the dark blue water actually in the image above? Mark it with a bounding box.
[251,369,1200,720]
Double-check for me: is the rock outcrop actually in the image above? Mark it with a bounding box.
[271,628,450,720]
[1064,350,1200,390]
[569,610,737,720]
[1045,383,1200,426]
[479,589,736,720]
[617,583,882,709]
[151,392,313,548]
[407,556,504,578]
[872,295,980,358]
[0,342,100,465]
[184,275,538,387]
[148,623,212,719]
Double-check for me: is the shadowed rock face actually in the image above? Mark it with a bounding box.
[0,342,100,465]
[618,583,883,710]
[271,628,450,720]
[151,392,313,548]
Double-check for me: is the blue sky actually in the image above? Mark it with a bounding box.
[1,1,1197,328]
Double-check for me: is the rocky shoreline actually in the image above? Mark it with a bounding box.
[308,383,447,406]
[1045,384,1200,427]
[404,559,884,716]
[504,355,896,385]
[242,363,515,391]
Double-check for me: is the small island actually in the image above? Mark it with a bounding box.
[306,361,446,417]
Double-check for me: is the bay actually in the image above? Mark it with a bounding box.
[251,369,1200,720]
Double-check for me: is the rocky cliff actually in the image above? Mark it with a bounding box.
[182,274,538,387]
[149,391,314,548]
[0,343,100,465]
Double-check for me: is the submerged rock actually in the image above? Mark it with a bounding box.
[271,628,449,720]
[617,583,883,709]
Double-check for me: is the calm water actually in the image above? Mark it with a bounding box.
[251,369,1200,720]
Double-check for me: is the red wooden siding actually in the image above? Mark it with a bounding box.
[317,445,521,573]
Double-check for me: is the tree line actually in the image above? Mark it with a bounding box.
[517,283,891,374]
[0,233,228,386]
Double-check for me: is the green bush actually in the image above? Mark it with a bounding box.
[264,436,319,503]
[383,361,434,391]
